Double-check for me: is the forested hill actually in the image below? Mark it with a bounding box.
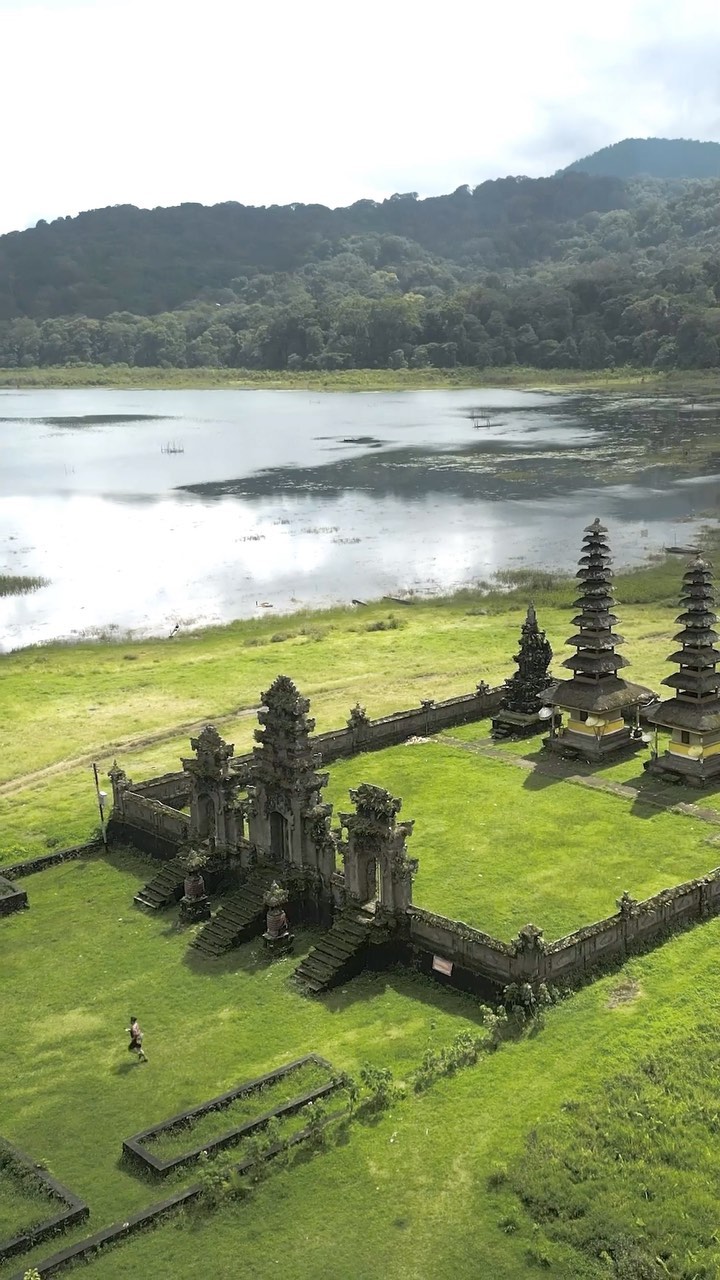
[0,173,625,320]
[565,137,720,180]
[3,168,720,373]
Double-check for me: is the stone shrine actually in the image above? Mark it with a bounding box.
[181,725,241,854]
[491,602,553,739]
[340,783,417,915]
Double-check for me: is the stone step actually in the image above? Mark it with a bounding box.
[293,908,374,994]
[190,872,273,956]
[134,860,185,911]
[312,938,355,963]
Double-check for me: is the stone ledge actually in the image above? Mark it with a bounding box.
[1,840,102,881]
[0,1139,89,1265]
[123,1053,337,1174]
[9,1110,343,1280]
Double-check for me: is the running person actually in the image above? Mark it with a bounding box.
[127,1016,148,1062]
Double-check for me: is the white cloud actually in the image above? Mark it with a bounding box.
[2,0,720,234]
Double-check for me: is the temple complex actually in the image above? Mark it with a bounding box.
[542,518,653,759]
[645,556,720,786]
[491,602,553,739]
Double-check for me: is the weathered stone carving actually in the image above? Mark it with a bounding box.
[181,725,241,853]
[340,782,417,914]
[347,702,370,731]
[492,603,553,738]
[246,675,336,881]
[263,880,294,954]
[616,890,639,918]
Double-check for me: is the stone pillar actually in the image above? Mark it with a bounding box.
[108,761,132,819]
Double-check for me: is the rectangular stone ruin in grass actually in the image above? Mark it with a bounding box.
[0,876,28,918]
[0,1138,88,1265]
[122,1054,339,1175]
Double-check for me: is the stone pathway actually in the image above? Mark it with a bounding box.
[440,734,720,829]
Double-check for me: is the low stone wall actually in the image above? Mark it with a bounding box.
[1,840,102,881]
[131,771,191,809]
[110,783,189,855]
[116,686,504,817]
[406,907,516,990]
[405,867,720,994]
[544,866,720,981]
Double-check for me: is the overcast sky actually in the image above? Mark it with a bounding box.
[2,0,720,235]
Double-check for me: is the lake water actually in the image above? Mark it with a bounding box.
[1,386,719,651]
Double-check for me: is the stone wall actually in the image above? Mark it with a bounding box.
[120,686,504,803]
[407,907,516,989]
[131,772,191,808]
[406,868,720,995]
[543,867,720,981]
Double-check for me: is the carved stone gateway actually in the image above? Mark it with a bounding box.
[181,725,241,853]
[340,783,417,914]
[246,676,336,882]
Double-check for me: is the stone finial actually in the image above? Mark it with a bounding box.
[616,890,639,918]
[511,923,546,954]
[347,702,370,730]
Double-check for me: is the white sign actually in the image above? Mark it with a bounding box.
[432,955,453,976]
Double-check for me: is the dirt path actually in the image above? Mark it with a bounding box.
[0,704,261,798]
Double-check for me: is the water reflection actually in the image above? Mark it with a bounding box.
[1,386,718,651]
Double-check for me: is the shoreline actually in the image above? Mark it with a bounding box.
[2,538,712,656]
[1,363,720,393]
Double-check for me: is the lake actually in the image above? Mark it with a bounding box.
[1,386,718,651]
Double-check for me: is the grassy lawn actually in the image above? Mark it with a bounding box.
[0,850,483,1277]
[0,1163,54,1242]
[326,742,715,939]
[4,879,720,1279]
[6,551,720,1275]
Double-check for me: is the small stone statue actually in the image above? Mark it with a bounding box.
[262,881,294,955]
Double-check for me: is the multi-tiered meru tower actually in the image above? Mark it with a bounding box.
[645,556,720,786]
[542,518,653,759]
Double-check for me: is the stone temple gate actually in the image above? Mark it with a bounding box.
[340,783,417,914]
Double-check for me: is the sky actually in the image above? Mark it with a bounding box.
[2,0,720,235]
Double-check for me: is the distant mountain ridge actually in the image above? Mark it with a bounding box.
[563,137,720,180]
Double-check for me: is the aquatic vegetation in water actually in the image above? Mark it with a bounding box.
[0,574,48,597]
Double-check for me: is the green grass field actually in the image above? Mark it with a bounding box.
[326,741,716,938]
[5,549,720,1276]
[0,362,718,393]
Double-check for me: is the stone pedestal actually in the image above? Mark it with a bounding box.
[262,891,294,955]
[544,724,642,761]
[262,928,295,955]
[491,710,545,740]
[179,893,211,923]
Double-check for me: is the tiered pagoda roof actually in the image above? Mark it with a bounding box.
[546,518,652,712]
[650,556,720,731]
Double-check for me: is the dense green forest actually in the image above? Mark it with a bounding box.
[3,157,720,372]
[564,136,720,179]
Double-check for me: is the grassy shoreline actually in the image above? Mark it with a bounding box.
[1,363,719,393]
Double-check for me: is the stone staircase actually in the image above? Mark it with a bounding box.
[191,870,272,958]
[134,859,185,911]
[294,905,376,994]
